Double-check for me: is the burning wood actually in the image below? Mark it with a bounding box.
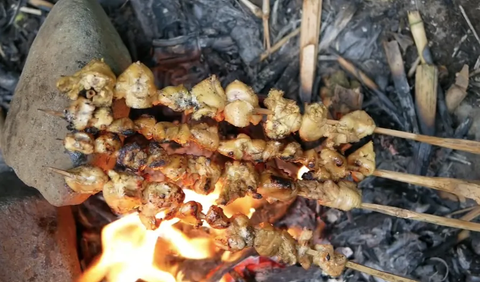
[47,59,480,282]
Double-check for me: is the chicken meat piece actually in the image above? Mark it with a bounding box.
[103,170,144,214]
[115,62,157,109]
[257,170,298,202]
[310,244,347,277]
[224,100,255,127]
[156,84,195,113]
[319,148,347,180]
[190,123,220,151]
[166,201,204,228]
[95,133,123,155]
[263,89,302,139]
[214,214,254,252]
[134,115,156,139]
[348,141,376,181]
[301,166,331,182]
[65,97,95,131]
[108,117,135,136]
[205,205,230,229]
[296,229,313,269]
[278,142,303,162]
[88,107,114,130]
[299,103,328,141]
[64,132,94,154]
[217,134,266,161]
[330,110,375,145]
[158,155,188,181]
[225,80,262,125]
[51,165,108,194]
[56,59,116,106]
[216,161,261,205]
[117,142,148,171]
[254,222,298,265]
[297,180,362,211]
[261,140,283,161]
[146,142,170,170]
[153,122,191,145]
[299,149,318,170]
[139,182,185,230]
[190,75,226,120]
[180,156,221,194]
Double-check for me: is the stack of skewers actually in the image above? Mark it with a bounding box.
[44,59,480,281]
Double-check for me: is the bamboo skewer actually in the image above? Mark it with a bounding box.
[360,203,480,232]
[262,0,271,50]
[372,169,480,204]
[344,261,418,282]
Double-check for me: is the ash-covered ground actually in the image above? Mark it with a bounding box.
[2,0,480,281]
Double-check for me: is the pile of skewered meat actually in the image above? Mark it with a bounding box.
[52,59,378,277]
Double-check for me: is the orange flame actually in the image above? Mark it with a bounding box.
[297,165,310,180]
[79,183,258,282]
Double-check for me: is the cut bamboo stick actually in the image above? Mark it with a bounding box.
[415,64,437,135]
[408,11,433,65]
[262,0,271,49]
[372,169,480,204]
[260,28,300,61]
[345,261,419,282]
[360,203,480,232]
[299,0,322,103]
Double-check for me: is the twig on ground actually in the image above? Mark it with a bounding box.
[459,5,480,47]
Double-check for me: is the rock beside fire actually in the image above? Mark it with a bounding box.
[1,0,131,206]
[0,171,81,281]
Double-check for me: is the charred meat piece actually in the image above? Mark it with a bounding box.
[257,170,298,202]
[205,206,230,229]
[52,165,108,194]
[115,62,157,109]
[216,161,261,205]
[88,107,114,130]
[190,123,220,151]
[56,59,116,106]
[117,142,147,171]
[95,133,122,155]
[64,132,94,154]
[263,89,302,139]
[214,214,254,252]
[278,142,303,162]
[140,182,185,230]
[156,84,195,113]
[299,103,328,142]
[319,148,347,181]
[146,142,170,170]
[347,141,376,181]
[190,75,226,121]
[330,110,375,145]
[66,97,95,131]
[254,222,298,265]
[134,115,156,139]
[108,117,135,136]
[103,170,144,214]
[297,180,362,211]
[179,156,221,195]
[166,201,204,228]
[310,244,347,277]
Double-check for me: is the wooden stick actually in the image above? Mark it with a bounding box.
[46,167,74,178]
[238,0,262,18]
[252,108,274,115]
[345,261,419,282]
[459,5,480,47]
[28,0,54,9]
[325,119,480,155]
[415,64,437,135]
[260,28,300,61]
[38,108,65,118]
[299,0,322,103]
[372,169,480,204]
[262,0,271,49]
[360,203,480,232]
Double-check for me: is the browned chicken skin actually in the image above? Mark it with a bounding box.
[216,161,261,205]
[263,89,302,139]
[103,170,144,214]
[348,141,376,181]
[299,102,328,142]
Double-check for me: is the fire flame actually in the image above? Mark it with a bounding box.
[78,183,258,282]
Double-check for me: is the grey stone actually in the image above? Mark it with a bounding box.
[1,0,132,206]
[0,171,81,281]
